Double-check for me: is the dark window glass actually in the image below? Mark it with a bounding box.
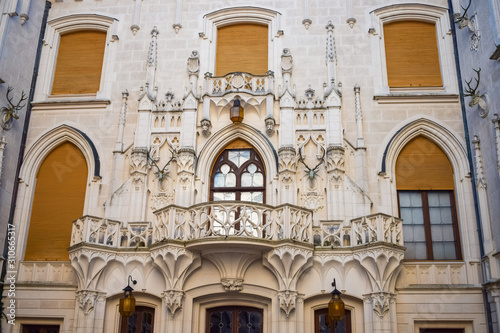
[314,308,352,333]
[22,325,60,333]
[399,190,461,260]
[207,306,263,333]
[120,306,155,333]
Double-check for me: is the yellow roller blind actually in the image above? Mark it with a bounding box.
[384,21,442,88]
[51,30,106,95]
[215,24,268,76]
[25,142,88,261]
[396,136,454,190]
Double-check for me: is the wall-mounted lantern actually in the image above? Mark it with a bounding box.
[327,278,345,330]
[230,98,244,124]
[119,275,137,317]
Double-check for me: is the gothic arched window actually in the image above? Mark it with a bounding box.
[210,148,265,204]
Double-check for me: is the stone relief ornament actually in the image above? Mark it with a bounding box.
[221,278,244,292]
[278,290,298,317]
[76,290,104,316]
[162,290,185,317]
[201,118,211,137]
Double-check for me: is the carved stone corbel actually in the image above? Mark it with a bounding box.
[278,290,298,317]
[76,290,106,316]
[201,118,211,137]
[363,292,396,318]
[265,117,275,136]
[221,278,244,292]
[162,290,185,317]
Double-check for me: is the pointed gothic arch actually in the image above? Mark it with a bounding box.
[15,125,101,260]
[196,124,278,204]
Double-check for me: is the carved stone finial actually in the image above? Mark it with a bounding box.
[173,23,182,34]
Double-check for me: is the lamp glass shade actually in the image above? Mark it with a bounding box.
[328,294,345,322]
[230,100,244,124]
[119,294,136,317]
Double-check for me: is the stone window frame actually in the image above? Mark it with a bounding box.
[199,7,283,77]
[370,4,458,96]
[35,14,118,101]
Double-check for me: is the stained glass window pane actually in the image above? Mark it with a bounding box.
[228,150,250,167]
[209,310,233,333]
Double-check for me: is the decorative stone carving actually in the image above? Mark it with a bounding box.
[201,118,211,137]
[472,135,486,188]
[76,290,105,316]
[364,292,396,318]
[221,278,244,292]
[162,290,185,317]
[278,290,298,317]
[176,148,195,174]
[279,146,297,173]
[263,246,313,291]
[301,192,324,212]
[265,117,275,136]
[130,148,148,185]
[151,245,201,291]
[151,193,174,210]
[493,114,500,174]
[326,146,345,183]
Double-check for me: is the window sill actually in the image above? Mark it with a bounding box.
[374,92,459,104]
[32,96,111,110]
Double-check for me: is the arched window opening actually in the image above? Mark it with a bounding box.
[207,306,263,333]
[25,142,88,261]
[208,141,266,236]
[210,145,266,203]
[120,306,155,333]
[396,136,461,260]
[314,308,352,333]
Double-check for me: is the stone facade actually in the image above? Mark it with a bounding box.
[1,0,495,332]
[452,0,500,331]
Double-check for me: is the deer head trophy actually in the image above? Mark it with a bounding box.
[453,0,476,31]
[464,68,489,117]
[1,86,27,130]
[298,145,326,180]
[147,147,177,181]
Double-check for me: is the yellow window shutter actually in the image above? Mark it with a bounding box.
[215,24,268,76]
[384,21,442,88]
[396,136,454,190]
[51,30,107,95]
[25,142,88,261]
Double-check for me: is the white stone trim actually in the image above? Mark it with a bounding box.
[199,6,282,78]
[369,3,458,96]
[378,116,480,262]
[195,123,278,204]
[14,125,101,261]
[35,13,118,101]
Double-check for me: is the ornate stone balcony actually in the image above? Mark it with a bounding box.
[71,216,153,248]
[69,205,404,250]
[204,71,274,97]
[313,213,404,248]
[153,201,312,243]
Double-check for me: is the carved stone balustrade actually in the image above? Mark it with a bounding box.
[313,213,403,247]
[71,216,153,248]
[18,261,77,285]
[205,72,274,96]
[153,201,313,243]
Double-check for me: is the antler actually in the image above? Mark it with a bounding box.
[147,148,177,181]
[464,68,481,97]
[6,86,27,114]
[454,0,471,26]
[298,145,326,179]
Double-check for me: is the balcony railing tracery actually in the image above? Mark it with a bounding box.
[205,72,274,96]
[70,203,403,249]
